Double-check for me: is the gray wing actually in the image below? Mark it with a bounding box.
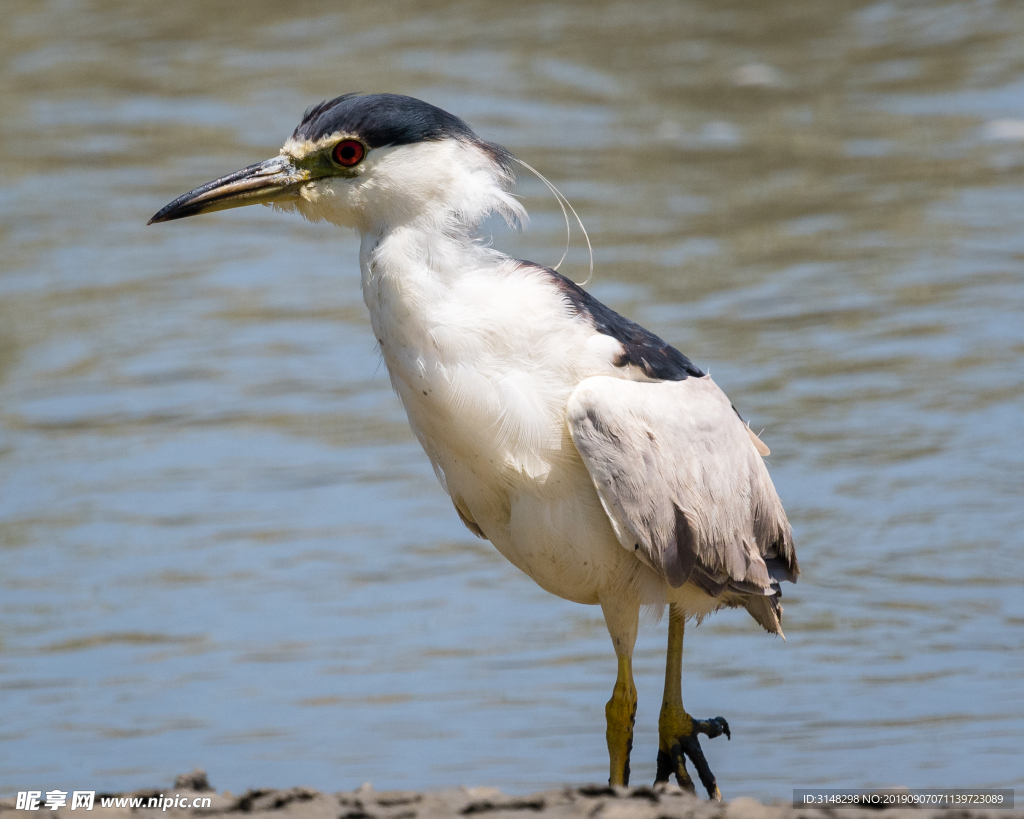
[567,375,798,631]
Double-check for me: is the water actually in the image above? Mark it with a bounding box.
[1,0,1022,801]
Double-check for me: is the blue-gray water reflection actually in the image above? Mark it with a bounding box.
[1,0,1022,800]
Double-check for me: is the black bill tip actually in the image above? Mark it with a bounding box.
[148,195,206,225]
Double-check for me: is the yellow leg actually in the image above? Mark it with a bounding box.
[655,604,730,800]
[601,599,639,787]
[605,653,637,786]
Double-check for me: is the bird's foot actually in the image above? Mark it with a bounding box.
[655,706,730,800]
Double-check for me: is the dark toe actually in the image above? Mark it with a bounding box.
[680,733,721,800]
[695,716,730,740]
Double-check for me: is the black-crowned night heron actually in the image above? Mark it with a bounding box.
[151,93,799,798]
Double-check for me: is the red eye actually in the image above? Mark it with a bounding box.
[332,139,365,167]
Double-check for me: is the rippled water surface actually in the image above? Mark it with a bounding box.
[2,0,1023,800]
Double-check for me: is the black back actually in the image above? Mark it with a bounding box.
[543,268,705,381]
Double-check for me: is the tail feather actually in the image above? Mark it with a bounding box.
[742,588,785,638]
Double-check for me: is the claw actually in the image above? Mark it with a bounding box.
[695,716,730,741]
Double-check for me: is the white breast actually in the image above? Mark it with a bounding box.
[359,230,634,602]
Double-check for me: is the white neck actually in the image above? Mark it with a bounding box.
[360,218,507,291]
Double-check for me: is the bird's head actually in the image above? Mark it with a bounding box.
[150,93,525,234]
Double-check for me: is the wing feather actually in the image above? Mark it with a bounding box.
[566,376,798,602]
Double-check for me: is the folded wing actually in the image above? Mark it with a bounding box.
[566,375,798,633]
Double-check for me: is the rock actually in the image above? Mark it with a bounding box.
[175,770,213,792]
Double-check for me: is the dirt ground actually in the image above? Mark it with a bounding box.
[2,772,1018,819]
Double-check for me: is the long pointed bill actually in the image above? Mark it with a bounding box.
[148,155,310,224]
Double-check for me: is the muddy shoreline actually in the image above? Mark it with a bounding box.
[2,772,1017,819]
